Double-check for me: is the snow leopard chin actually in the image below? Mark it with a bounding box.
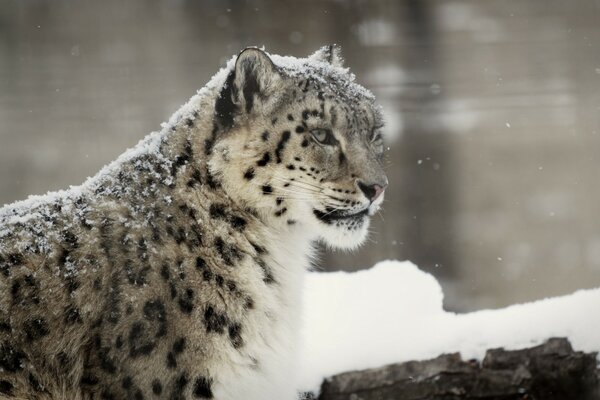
[317,215,371,251]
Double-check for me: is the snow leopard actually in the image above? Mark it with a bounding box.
[0,45,387,399]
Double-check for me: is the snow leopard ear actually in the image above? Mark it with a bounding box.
[215,47,281,129]
[309,44,344,68]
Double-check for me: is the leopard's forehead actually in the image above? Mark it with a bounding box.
[270,55,375,103]
[268,54,384,133]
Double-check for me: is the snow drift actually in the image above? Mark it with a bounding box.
[299,260,600,393]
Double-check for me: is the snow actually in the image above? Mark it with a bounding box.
[298,260,600,393]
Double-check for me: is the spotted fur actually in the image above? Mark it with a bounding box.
[0,46,386,399]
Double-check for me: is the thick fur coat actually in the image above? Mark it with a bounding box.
[0,46,387,399]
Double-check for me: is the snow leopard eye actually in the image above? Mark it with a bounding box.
[371,130,384,154]
[310,128,337,146]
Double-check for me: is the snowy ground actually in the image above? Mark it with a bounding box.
[298,260,600,393]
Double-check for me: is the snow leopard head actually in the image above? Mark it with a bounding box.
[210,46,387,250]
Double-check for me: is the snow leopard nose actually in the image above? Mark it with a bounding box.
[357,181,387,202]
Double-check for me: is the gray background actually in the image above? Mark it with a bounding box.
[1,0,599,311]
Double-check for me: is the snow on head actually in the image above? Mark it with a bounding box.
[298,260,600,393]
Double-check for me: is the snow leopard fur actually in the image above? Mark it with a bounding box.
[0,46,387,400]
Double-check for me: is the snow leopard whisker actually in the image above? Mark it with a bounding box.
[248,182,327,201]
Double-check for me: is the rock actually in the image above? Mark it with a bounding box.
[315,338,599,400]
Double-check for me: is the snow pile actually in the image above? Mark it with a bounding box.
[299,260,600,393]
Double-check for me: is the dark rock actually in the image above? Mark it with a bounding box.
[316,338,599,400]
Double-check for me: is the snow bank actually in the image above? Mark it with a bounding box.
[298,260,600,393]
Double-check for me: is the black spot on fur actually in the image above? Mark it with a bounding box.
[244,167,255,180]
[262,185,273,195]
[257,259,276,284]
[204,305,228,334]
[193,376,214,398]
[230,215,247,231]
[0,380,14,395]
[187,169,203,188]
[81,373,100,386]
[62,230,79,248]
[226,280,236,292]
[275,130,291,163]
[276,197,284,205]
[125,261,150,286]
[129,322,156,357]
[173,337,186,354]
[0,343,27,372]
[143,299,167,336]
[171,152,190,177]
[209,203,226,220]
[249,242,266,255]
[203,269,213,281]
[24,318,49,342]
[171,373,189,400]
[244,297,255,310]
[195,257,206,270]
[178,288,194,314]
[166,352,177,369]
[65,275,80,294]
[295,125,305,133]
[11,275,40,306]
[152,226,162,243]
[152,379,163,395]
[210,204,247,231]
[170,282,177,299]
[28,373,45,392]
[161,264,171,280]
[65,306,83,325]
[287,114,294,121]
[204,138,215,157]
[275,208,288,217]
[301,138,309,147]
[0,320,11,332]
[214,237,243,266]
[205,168,221,190]
[261,131,270,141]
[122,376,133,390]
[286,164,295,170]
[256,152,271,167]
[98,346,117,374]
[228,323,244,348]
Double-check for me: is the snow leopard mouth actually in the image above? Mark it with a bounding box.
[313,207,369,224]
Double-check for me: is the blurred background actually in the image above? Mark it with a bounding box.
[1,0,599,312]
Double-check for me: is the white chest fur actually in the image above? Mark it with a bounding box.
[211,227,313,400]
